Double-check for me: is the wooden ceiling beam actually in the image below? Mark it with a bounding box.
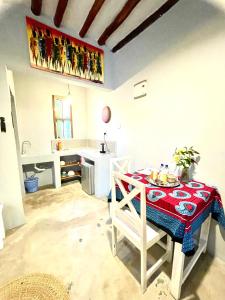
[79,0,105,38]
[54,0,69,28]
[31,0,42,16]
[98,0,141,46]
[112,0,180,53]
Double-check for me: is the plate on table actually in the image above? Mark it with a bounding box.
[146,176,180,188]
[138,168,152,176]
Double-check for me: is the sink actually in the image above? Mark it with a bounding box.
[21,153,56,165]
[20,153,61,189]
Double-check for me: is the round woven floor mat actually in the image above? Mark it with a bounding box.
[0,273,69,300]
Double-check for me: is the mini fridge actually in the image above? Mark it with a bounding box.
[81,162,95,195]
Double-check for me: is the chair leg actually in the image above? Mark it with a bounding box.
[141,249,147,293]
[166,235,173,263]
[112,224,117,256]
[170,242,185,300]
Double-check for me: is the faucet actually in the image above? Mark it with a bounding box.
[22,141,31,154]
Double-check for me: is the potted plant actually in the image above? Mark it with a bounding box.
[173,146,200,182]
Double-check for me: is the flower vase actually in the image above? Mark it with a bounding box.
[174,166,182,178]
[181,168,190,183]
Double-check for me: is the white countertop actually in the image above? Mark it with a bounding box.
[21,148,114,164]
[21,153,57,164]
[56,147,114,161]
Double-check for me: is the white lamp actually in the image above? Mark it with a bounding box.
[66,84,73,104]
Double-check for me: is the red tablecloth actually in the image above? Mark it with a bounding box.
[111,172,225,255]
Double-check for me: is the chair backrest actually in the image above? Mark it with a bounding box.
[110,156,131,174]
[110,156,131,188]
[111,171,147,243]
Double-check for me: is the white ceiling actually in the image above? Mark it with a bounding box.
[2,0,225,50]
[40,0,170,49]
[3,0,172,49]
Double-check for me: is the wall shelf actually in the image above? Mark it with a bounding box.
[60,154,81,184]
[61,174,81,181]
[60,162,80,168]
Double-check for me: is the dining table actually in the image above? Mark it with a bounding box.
[108,170,225,299]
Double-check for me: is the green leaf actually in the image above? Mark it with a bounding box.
[193,150,200,154]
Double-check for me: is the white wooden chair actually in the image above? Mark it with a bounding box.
[0,203,5,250]
[110,156,131,177]
[111,171,172,293]
[109,156,131,215]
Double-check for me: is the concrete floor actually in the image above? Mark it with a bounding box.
[0,182,225,300]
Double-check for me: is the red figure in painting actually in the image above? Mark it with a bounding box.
[45,29,53,68]
[29,28,38,66]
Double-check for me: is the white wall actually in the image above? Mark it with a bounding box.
[112,0,225,88]
[7,70,25,195]
[86,1,225,260]
[0,66,25,230]
[13,72,88,186]
[14,72,87,154]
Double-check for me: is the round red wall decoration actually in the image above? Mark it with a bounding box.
[102,106,111,123]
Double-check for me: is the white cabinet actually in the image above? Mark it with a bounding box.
[78,149,114,198]
[57,148,115,198]
[93,154,113,198]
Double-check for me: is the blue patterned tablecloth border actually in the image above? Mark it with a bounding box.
[108,189,225,255]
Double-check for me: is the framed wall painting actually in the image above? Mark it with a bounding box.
[26,16,104,84]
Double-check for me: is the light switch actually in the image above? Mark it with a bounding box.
[0,117,6,132]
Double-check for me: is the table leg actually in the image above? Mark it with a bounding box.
[170,242,185,300]
[200,215,211,253]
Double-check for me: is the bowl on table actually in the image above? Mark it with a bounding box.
[167,174,177,183]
